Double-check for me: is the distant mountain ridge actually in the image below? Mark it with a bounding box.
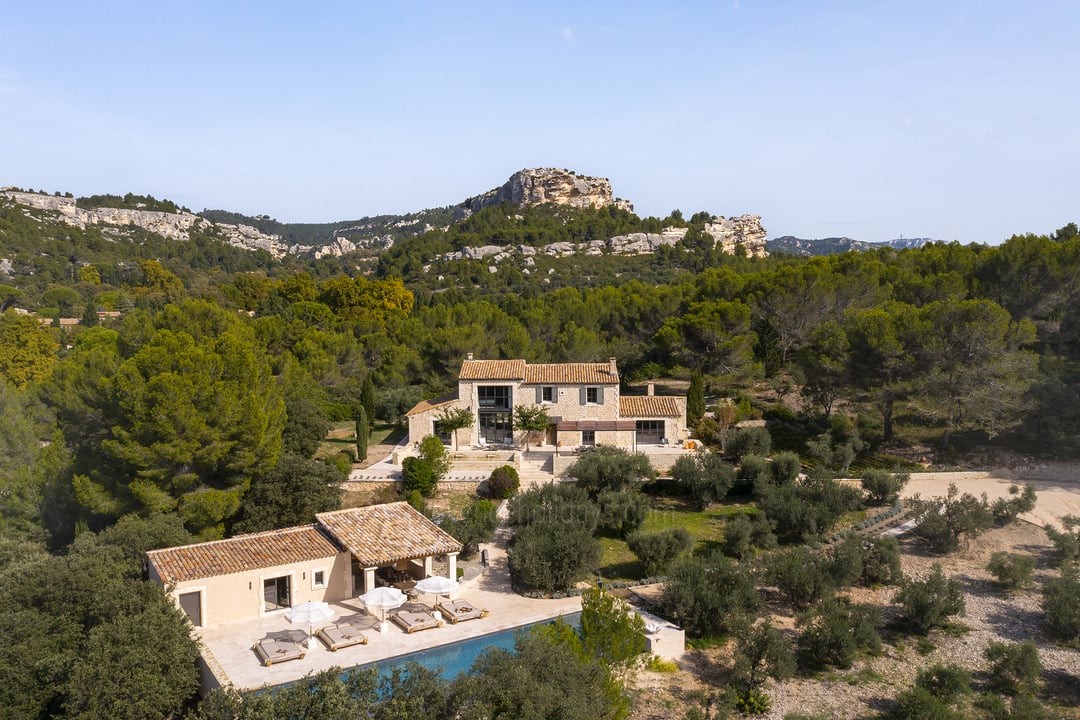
[767,235,937,256]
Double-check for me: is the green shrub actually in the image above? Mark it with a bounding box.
[485,465,520,499]
[722,512,776,560]
[826,533,864,589]
[984,640,1041,696]
[670,452,736,509]
[860,469,909,505]
[990,483,1037,525]
[597,490,650,538]
[915,663,971,703]
[890,686,961,720]
[1045,515,1080,565]
[1042,564,1080,641]
[627,527,693,576]
[770,451,802,485]
[326,450,354,474]
[659,553,759,638]
[724,426,772,461]
[986,552,1034,591]
[734,687,771,715]
[402,456,437,497]
[769,546,834,608]
[797,597,882,670]
[860,536,903,586]
[894,564,965,634]
[508,521,600,591]
[567,445,655,497]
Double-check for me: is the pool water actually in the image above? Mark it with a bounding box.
[357,611,582,682]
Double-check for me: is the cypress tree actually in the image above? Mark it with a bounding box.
[688,370,705,429]
[360,374,375,431]
[356,406,369,462]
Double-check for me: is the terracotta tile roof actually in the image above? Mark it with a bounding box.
[405,391,459,417]
[619,396,685,417]
[459,359,526,380]
[524,363,619,385]
[147,526,341,584]
[315,502,463,568]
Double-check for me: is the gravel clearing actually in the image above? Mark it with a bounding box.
[631,469,1080,720]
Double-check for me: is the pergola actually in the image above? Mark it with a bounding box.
[315,503,463,595]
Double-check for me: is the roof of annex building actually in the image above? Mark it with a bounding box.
[148,525,341,584]
[315,502,463,568]
[404,390,459,417]
[619,396,685,417]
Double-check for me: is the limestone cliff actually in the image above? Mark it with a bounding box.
[458,168,634,218]
[703,215,768,257]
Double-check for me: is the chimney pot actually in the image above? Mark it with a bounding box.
[608,357,617,376]
[467,353,474,361]
[647,382,655,396]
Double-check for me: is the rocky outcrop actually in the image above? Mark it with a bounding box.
[440,226,691,262]
[3,191,294,256]
[703,215,768,257]
[457,168,634,219]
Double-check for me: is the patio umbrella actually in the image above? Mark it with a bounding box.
[285,601,335,648]
[358,586,407,627]
[415,575,459,602]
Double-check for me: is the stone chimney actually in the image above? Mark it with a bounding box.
[467,353,474,361]
[608,357,617,376]
[647,382,655,396]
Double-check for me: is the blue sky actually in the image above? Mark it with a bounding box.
[2,1,1077,243]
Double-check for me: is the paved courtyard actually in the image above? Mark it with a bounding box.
[196,517,582,691]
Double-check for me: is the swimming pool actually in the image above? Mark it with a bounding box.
[356,612,582,682]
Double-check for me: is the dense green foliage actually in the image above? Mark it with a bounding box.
[3,190,1080,718]
[568,446,656,497]
[894,564,966,634]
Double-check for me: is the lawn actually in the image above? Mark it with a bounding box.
[318,422,407,459]
[596,496,756,582]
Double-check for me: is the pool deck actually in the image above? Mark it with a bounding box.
[197,519,583,691]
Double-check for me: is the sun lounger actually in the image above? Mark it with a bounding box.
[436,598,490,624]
[389,607,443,633]
[253,637,306,666]
[317,623,369,651]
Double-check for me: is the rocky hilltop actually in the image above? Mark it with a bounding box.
[438,214,767,269]
[457,168,634,219]
[4,170,766,262]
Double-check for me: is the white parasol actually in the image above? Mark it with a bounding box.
[359,586,407,629]
[285,601,334,648]
[414,575,459,601]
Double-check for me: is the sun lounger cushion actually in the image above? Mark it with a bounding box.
[436,598,490,624]
[389,608,443,633]
[253,638,306,666]
[317,624,369,651]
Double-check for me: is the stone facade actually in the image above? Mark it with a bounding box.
[406,356,688,452]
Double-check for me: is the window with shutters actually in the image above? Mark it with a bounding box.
[586,387,599,404]
[541,386,555,403]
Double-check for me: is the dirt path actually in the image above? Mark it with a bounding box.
[901,468,1080,529]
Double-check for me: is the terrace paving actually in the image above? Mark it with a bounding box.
[196,511,582,691]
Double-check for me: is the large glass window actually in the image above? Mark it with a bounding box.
[635,420,664,445]
[478,386,511,409]
[479,411,513,445]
